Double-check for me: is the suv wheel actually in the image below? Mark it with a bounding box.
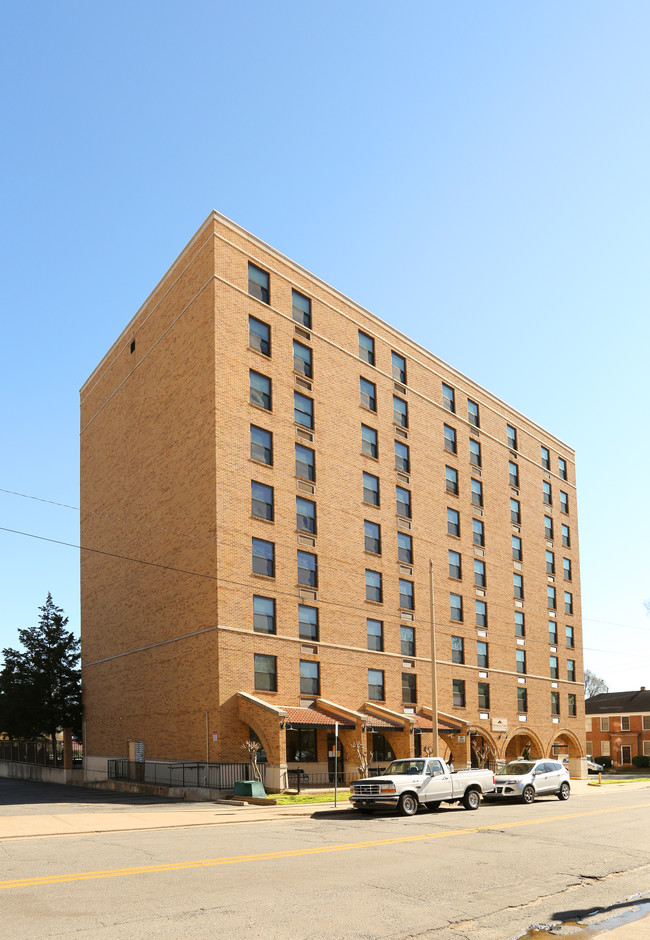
[557,782,570,801]
[522,785,535,805]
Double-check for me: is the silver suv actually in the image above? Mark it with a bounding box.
[486,759,570,804]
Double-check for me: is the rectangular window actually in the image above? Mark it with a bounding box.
[477,640,489,668]
[541,446,550,470]
[602,741,610,756]
[298,551,318,587]
[293,340,312,378]
[294,392,313,429]
[368,669,385,701]
[516,649,526,674]
[300,660,320,696]
[287,728,317,762]
[558,457,567,481]
[363,472,379,505]
[402,673,417,704]
[251,481,274,521]
[564,591,573,614]
[566,625,574,648]
[250,370,271,410]
[396,485,411,518]
[295,443,315,481]
[254,653,277,691]
[545,515,554,539]
[401,625,415,657]
[296,497,316,534]
[467,399,480,428]
[567,659,576,682]
[517,687,528,713]
[444,424,457,454]
[563,557,572,581]
[448,550,461,579]
[398,532,413,564]
[360,377,377,411]
[361,424,378,458]
[394,440,410,473]
[391,351,406,383]
[447,507,460,537]
[515,611,525,637]
[550,656,559,679]
[253,596,275,634]
[292,289,311,328]
[442,382,455,413]
[248,263,269,304]
[471,479,483,507]
[507,424,518,451]
[366,618,383,651]
[513,573,524,599]
[509,461,519,487]
[643,716,650,731]
[298,605,319,641]
[560,491,569,514]
[250,425,272,465]
[478,682,490,710]
[364,520,381,554]
[450,593,463,622]
[543,481,552,505]
[393,396,408,428]
[600,717,609,731]
[475,600,487,628]
[445,466,459,495]
[512,535,522,561]
[547,585,556,610]
[399,579,414,610]
[549,621,558,644]
[469,438,481,467]
[473,518,484,546]
[451,635,464,664]
[511,498,521,524]
[551,691,560,715]
[252,538,274,577]
[568,694,576,717]
[562,524,570,547]
[546,550,555,574]
[365,569,382,603]
[249,315,270,356]
[474,559,486,587]
[453,679,466,707]
[358,330,375,365]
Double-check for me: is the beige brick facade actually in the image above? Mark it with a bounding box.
[80,211,587,786]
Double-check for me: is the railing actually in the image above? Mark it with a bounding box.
[0,739,63,767]
[107,759,265,790]
[286,767,386,792]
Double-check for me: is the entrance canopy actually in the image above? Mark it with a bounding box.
[281,706,355,730]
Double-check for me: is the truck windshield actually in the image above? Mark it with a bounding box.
[496,762,535,775]
[384,760,426,775]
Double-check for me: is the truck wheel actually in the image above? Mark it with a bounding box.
[463,789,481,811]
[398,793,419,816]
[522,785,535,805]
[557,782,570,801]
[424,801,441,812]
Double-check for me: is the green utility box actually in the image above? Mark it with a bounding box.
[233,780,267,798]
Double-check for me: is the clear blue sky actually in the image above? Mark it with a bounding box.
[1,3,648,692]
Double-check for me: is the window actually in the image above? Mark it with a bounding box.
[515,611,525,637]
[475,600,487,628]
[550,656,559,679]
[293,340,312,378]
[511,498,521,524]
[295,443,315,481]
[254,653,277,691]
[391,351,406,383]
[551,691,560,715]
[251,481,274,521]
[507,424,518,451]
[394,440,410,473]
[516,649,526,674]
[568,694,576,717]
[509,461,519,487]
[451,635,464,664]
[287,728,317,762]
[399,579,414,609]
[253,596,275,634]
[298,605,319,641]
[478,682,490,710]
[471,479,483,507]
[548,621,558,644]
[444,424,457,454]
[365,569,382,603]
[250,370,271,410]
[393,396,408,428]
[358,330,375,365]
[402,673,417,704]
[563,558,572,581]
[292,289,311,328]
[546,550,555,574]
[300,660,320,696]
[564,591,573,614]
[252,538,274,577]
[361,424,378,458]
[545,515,554,539]
[600,717,609,731]
[547,585,556,609]
[643,716,650,731]
[294,392,313,429]
[601,741,610,756]
[447,507,460,537]
[543,481,552,505]
[473,518,484,547]
[474,559,486,587]
[367,618,383,651]
[396,485,411,518]
[401,625,415,657]
[477,640,488,668]
[445,466,458,495]
[517,687,528,712]
[250,425,272,465]
[513,573,524,599]
[448,550,462,579]
[364,520,381,554]
[249,315,270,355]
[541,446,550,470]
[442,382,455,413]
[360,377,377,411]
[562,524,570,547]
[450,593,463,622]
[368,669,385,701]
[469,438,481,467]
[248,263,269,304]
[566,625,574,648]
[453,679,466,707]
[567,659,576,682]
[560,491,569,514]
[467,399,479,428]
[296,497,316,534]
[558,457,567,481]
[398,532,413,564]
[363,472,379,505]
[512,535,522,561]
[297,551,318,587]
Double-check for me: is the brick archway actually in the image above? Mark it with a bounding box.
[505,728,544,761]
[546,728,584,760]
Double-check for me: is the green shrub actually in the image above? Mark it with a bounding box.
[631,755,650,768]
[599,756,613,768]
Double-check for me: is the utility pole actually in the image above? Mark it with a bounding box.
[429,558,438,755]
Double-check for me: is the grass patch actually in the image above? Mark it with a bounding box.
[588,778,649,786]
[274,790,351,805]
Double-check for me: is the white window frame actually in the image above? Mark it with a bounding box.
[620,716,630,731]
[600,717,609,731]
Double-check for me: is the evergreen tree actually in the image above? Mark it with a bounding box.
[0,594,81,746]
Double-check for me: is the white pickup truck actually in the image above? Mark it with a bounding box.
[349,757,495,816]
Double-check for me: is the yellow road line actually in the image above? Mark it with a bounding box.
[2,802,648,890]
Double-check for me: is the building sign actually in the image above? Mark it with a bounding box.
[492,718,508,733]
[212,731,218,742]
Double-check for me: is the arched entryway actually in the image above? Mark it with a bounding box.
[505,729,544,762]
[468,727,499,769]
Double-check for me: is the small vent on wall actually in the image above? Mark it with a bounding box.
[401,611,414,621]
[397,517,412,530]
[394,382,407,394]
[298,534,316,547]
[295,326,311,340]
[395,426,408,440]
[474,547,485,557]
[514,561,523,571]
[130,339,136,354]
[296,427,314,443]
[396,471,410,485]
[295,375,312,391]
[299,588,317,601]
[399,564,413,576]
[297,480,315,495]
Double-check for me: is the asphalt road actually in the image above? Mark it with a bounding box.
[1,778,649,939]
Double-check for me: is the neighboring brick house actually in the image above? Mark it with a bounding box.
[585,688,650,766]
[80,211,587,789]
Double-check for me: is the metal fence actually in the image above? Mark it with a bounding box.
[286,767,386,792]
[107,759,265,790]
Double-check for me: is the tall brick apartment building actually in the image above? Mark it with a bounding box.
[80,211,587,787]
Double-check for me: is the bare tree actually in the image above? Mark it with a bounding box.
[584,669,609,699]
[350,740,371,778]
[471,737,497,768]
[240,739,262,782]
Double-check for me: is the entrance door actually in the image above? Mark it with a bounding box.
[621,745,631,765]
[327,733,344,782]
